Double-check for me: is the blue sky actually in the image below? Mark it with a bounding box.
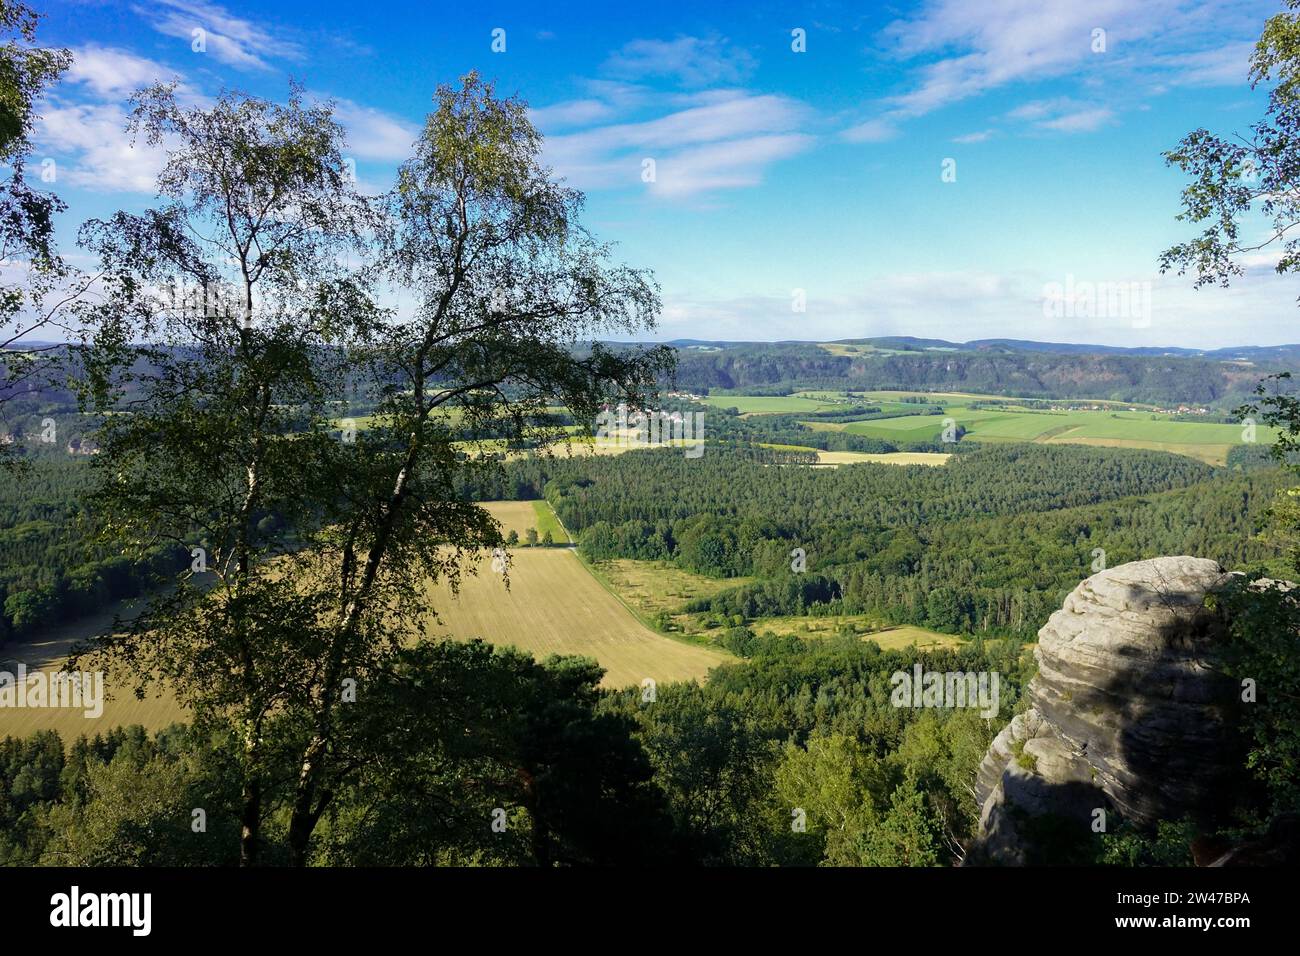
[29,0,1300,348]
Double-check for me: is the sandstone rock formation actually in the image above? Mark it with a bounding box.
[970,556,1246,865]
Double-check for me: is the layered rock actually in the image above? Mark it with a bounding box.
[970,556,1245,865]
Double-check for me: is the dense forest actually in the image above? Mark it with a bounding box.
[0,452,187,645]
[468,444,1288,640]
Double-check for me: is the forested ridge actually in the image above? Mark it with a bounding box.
[670,342,1284,406]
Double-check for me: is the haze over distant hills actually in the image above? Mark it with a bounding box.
[651,336,1300,363]
[649,337,1300,406]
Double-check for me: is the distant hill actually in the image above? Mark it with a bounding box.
[648,338,1300,406]
[657,335,1300,362]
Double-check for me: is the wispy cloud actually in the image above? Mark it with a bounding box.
[134,0,302,71]
[846,0,1272,142]
[327,97,419,162]
[1008,98,1115,133]
[540,90,814,198]
[843,118,899,143]
[529,98,619,131]
[603,36,756,88]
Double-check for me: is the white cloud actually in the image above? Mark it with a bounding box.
[1008,98,1115,133]
[1039,107,1115,133]
[843,118,899,143]
[952,129,994,143]
[134,0,302,71]
[603,36,756,88]
[37,103,166,193]
[1147,41,1257,88]
[881,0,1168,114]
[540,90,814,198]
[65,45,183,100]
[844,0,1274,142]
[328,98,419,162]
[530,98,618,131]
[647,134,813,198]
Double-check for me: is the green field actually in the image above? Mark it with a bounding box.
[591,559,753,637]
[699,393,845,415]
[530,500,570,542]
[840,413,952,443]
[748,614,963,650]
[834,404,1272,465]
[857,390,1150,409]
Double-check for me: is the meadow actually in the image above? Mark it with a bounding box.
[590,558,753,636]
[699,393,847,415]
[747,614,964,650]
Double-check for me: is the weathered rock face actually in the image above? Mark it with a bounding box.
[970,556,1245,865]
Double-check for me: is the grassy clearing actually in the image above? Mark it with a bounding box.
[478,499,571,544]
[424,549,732,688]
[592,559,750,631]
[756,443,949,467]
[529,500,569,542]
[699,394,843,415]
[747,614,963,650]
[816,450,949,467]
[482,500,544,540]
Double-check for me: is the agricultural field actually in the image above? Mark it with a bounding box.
[840,413,952,444]
[747,614,963,650]
[508,435,703,460]
[423,548,732,688]
[758,443,950,467]
[833,403,1272,465]
[481,499,571,543]
[857,390,1150,409]
[699,393,845,415]
[0,501,627,738]
[816,451,950,466]
[0,607,187,738]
